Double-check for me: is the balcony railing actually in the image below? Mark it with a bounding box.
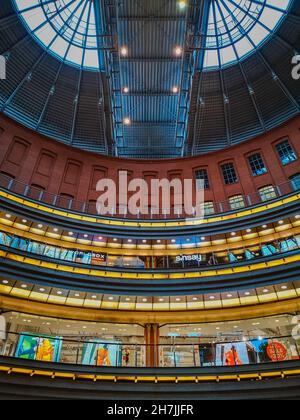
[0,173,299,220]
[0,331,299,368]
[1,230,300,271]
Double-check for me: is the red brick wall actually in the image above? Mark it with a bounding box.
[0,114,299,206]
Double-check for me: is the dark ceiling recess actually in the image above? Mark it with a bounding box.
[0,0,299,159]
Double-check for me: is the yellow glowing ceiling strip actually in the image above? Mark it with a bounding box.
[1,190,299,228]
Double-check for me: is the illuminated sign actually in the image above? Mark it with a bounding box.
[175,254,202,263]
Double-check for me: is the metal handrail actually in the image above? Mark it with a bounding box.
[0,173,299,221]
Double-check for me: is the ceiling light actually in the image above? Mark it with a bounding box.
[174,46,183,56]
[172,86,179,94]
[123,87,129,93]
[209,296,215,300]
[227,294,233,298]
[22,219,27,224]
[57,291,62,295]
[142,298,148,302]
[192,297,198,301]
[108,297,114,300]
[5,214,11,218]
[2,280,8,284]
[178,1,187,9]
[84,234,88,238]
[123,117,131,126]
[39,288,45,292]
[142,240,147,243]
[53,228,58,233]
[68,232,74,236]
[278,220,284,225]
[91,295,97,299]
[246,229,252,233]
[120,46,128,56]
[263,289,269,293]
[21,284,27,288]
[281,285,288,290]
[159,298,164,302]
[37,224,43,229]
[262,225,267,229]
[231,232,236,236]
[75,293,80,297]
[175,298,181,302]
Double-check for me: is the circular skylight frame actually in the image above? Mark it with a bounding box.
[13,0,100,70]
[203,0,292,69]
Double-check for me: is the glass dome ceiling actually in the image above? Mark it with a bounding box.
[204,0,291,68]
[13,0,100,69]
[13,0,291,71]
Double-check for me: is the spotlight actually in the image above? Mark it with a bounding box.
[120,46,128,56]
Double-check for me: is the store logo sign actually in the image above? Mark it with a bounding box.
[0,56,6,80]
[176,254,202,263]
[292,55,300,80]
[0,315,6,340]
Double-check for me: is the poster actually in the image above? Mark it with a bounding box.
[82,340,122,367]
[215,342,250,366]
[15,334,62,362]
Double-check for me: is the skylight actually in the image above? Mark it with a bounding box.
[14,0,291,71]
[203,0,291,69]
[14,0,100,70]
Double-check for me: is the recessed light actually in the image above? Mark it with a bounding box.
[108,297,114,300]
[37,224,43,229]
[22,219,27,224]
[263,289,269,293]
[172,86,179,94]
[39,288,45,292]
[174,46,183,56]
[209,296,215,300]
[57,291,62,295]
[278,220,284,225]
[120,46,128,56]
[91,295,97,299]
[123,87,129,93]
[2,280,8,284]
[5,214,11,218]
[123,117,131,126]
[21,284,27,288]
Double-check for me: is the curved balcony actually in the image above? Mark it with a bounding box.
[1,173,300,235]
[1,243,300,295]
[2,173,297,219]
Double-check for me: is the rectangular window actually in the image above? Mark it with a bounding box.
[259,186,277,202]
[248,153,267,176]
[290,174,300,191]
[276,140,297,166]
[229,195,245,210]
[203,202,215,216]
[195,169,209,190]
[221,163,238,185]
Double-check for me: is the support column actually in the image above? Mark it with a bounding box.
[144,323,160,367]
